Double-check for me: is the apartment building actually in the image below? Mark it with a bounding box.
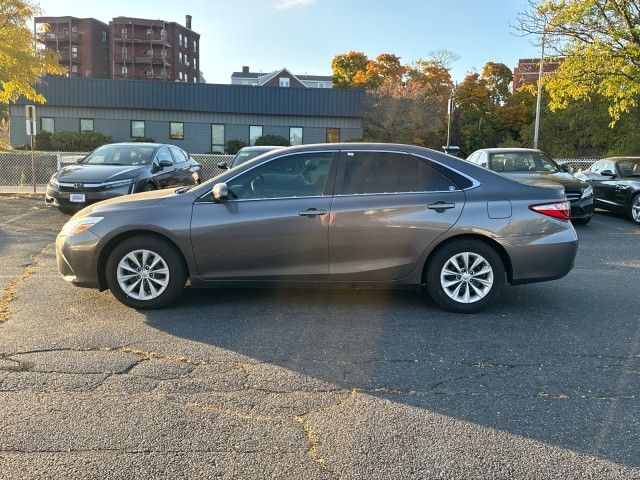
[34,16,110,79]
[512,57,564,90]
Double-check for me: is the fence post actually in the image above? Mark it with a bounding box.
[56,152,61,171]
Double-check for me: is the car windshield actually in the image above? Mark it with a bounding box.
[81,145,156,166]
[617,158,640,177]
[490,152,559,173]
[231,149,271,168]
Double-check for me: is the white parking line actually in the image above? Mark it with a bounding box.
[0,209,41,229]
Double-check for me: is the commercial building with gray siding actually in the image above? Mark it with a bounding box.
[10,77,365,153]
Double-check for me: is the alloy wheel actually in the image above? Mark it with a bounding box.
[440,252,494,304]
[117,249,170,301]
[632,196,640,223]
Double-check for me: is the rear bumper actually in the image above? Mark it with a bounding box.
[55,230,102,288]
[505,227,578,285]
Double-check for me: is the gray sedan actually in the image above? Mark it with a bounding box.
[55,143,578,313]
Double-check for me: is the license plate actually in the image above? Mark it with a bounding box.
[69,193,85,203]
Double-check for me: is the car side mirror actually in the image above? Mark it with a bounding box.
[600,169,615,177]
[212,182,228,202]
[158,159,173,169]
[217,162,228,170]
[560,164,571,173]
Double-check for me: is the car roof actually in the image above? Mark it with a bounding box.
[604,156,640,162]
[239,146,284,152]
[477,148,544,155]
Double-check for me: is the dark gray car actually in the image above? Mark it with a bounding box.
[55,143,578,313]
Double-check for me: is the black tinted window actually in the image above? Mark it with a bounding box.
[340,152,456,195]
[169,147,188,163]
[228,152,333,200]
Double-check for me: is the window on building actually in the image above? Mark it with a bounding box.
[169,122,184,140]
[41,117,55,134]
[184,55,189,66]
[249,125,263,146]
[289,127,303,146]
[80,118,94,133]
[131,120,145,138]
[71,46,78,58]
[102,30,107,42]
[211,124,225,153]
[178,52,183,64]
[184,36,188,48]
[326,128,340,143]
[121,46,127,59]
[121,65,128,77]
[146,28,152,37]
[178,71,183,81]
[339,151,457,195]
[193,39,197,51]
[71,65,78,75]
[179,33,183,45]
[193,57,197,70]
[279,77,290,88]
[121,26,127,38]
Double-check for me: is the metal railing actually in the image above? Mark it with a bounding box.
[0,151,596,191]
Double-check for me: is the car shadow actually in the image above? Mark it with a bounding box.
[144,277,640,468]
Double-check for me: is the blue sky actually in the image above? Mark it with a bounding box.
[37,0,540,84]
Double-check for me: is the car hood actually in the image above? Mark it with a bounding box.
[502,172,587,191]
[53,164,147,183]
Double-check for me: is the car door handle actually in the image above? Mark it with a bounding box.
[299,208,327,217]
[426,201,456,211]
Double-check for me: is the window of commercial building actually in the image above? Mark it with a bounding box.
[249,125,263,146]
[279,77,290,88]
[131,120,145,138]
[41,117,54,133]
[211,124,225,153]
[326,128,340,143]
[289,127,303,146]
[170,122,184,140]
[80,118,94,133]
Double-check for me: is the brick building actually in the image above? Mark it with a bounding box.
[34,16,110,79]
[110,16,199,83]
[34,15,199,83]
[512,57,564,91]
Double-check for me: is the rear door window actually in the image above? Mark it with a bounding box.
[338,151,457,194]
[169,146,188,163]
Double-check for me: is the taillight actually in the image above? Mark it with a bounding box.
[529,200,571,221]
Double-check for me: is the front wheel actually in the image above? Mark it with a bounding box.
[105,235,186,309]
[426,239,506,313]
[630,194,640,225]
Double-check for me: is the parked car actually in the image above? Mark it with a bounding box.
[55,143,578,313]
[575,157,640,225]
[217,146,284,170]
[46,143,202,214]
[467,148,594,224]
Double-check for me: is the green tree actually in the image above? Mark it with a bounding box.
[225,139,246,154]
[518,0,640,122]
[0,0,66,104]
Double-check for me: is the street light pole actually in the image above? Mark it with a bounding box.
[446,87,454,150]
[533,23,547,150]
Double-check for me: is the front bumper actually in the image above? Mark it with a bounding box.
[46,184,132,210]
[569,195,594,221]
[56,229,102,288]
[505,227,578,285]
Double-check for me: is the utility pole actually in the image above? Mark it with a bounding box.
[446,88,454,150]
[533,23,547,150]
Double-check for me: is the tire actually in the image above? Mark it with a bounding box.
[426,239,506,314]
[105,235,187,309]
[573,216,591,225]
[630,193,640,225]
[143,183,156,192]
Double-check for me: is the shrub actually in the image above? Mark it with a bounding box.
[225,139,246,155]
[254,135,290,147]
[34,131,52,151]
[49,131,112,151]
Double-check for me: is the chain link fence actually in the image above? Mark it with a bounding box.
[0,150,597,190]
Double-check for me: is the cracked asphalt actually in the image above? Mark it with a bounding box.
[1,196,639,479]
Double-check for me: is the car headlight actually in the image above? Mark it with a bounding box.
[49,177,59,188]
[581,185,593,199]
[60,216,103,236]
[102,179,134,189]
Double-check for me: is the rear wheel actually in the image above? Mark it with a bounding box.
[143,183,156,192]
[630,194,640,225]
[105,235,186,309]
[426,239,505,313]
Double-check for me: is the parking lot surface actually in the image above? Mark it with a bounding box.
[0,196,639,479]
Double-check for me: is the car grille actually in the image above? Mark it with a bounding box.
[565,192,582,203]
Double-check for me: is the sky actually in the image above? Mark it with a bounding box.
[36,0,541,84]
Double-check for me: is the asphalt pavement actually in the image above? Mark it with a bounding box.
[0,195,639,479]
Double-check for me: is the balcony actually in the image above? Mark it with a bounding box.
[38,31,81,43]
[112,34,170,47]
